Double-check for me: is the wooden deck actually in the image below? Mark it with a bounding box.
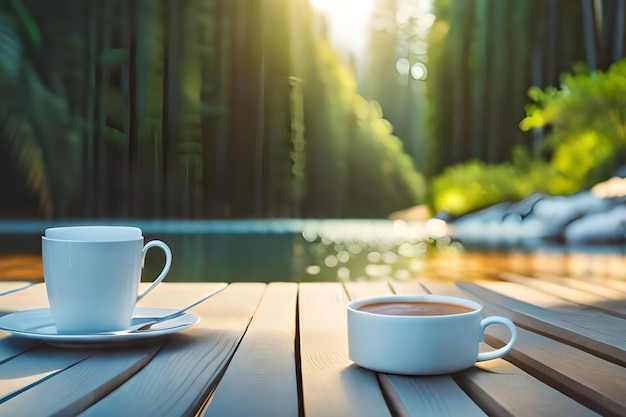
[0,251,624,416]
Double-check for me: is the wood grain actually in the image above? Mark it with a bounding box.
[497,272,626,318]
[0,345,95,404]
[404,279,602,417]
[455,360,600,417]
[0,282,48,314]
[298,282,392,417]
[202,282,299,417]
[457,281,626,365]
[80,283,266,417]
[503,271,626,298]
[485,320,626,417]
[0,282,43,300]
[343,281,394,300]
[0,337,40,363]
[436,279,626,416]
[379,373,487,417]
[0,277,622,417]
[0,344,160,417]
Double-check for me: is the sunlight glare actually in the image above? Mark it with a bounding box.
[310,0,374,58]
[411,62,427,80]
[396,57,410,75]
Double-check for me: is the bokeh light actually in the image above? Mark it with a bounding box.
[299,219,453,282]
[410,62,427,80]
[396,57,410,75]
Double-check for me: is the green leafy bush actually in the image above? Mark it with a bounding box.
[430,147,570,216]
[521,60,626,189]
[430,59,626,217]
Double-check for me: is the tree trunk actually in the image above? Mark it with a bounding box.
[582,0,598,71]
[162,0,180,217]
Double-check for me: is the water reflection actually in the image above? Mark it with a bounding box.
[0,219,455,282]
[144,220,455,282]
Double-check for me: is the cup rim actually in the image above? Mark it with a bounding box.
[43,226,143,242]
[347,294,482,317]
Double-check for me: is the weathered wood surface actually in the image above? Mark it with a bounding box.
[201,282,299,417]
[392,279,601,417]
[378,373,488,417]
[81,282,264,417]
[298,282,392,417]
[0,275,623,417]
[1,344,161,417]
[456,280,626,366]
[424,278,618,416]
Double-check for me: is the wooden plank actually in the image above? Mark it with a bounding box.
[342,281,394,300]
[595,277,626,294]
[379,374,487,417]
[484,321,626,417]
[80,283,266,417]
[0,337,40,363]
[390,280,433,296]
[438,280,626,416]
[0,281,76,391]
[457,281,626,366]
[135,281,229,310]
[588,277,626,294]
[0,282,43,300]
[402,279,601,417]
[503,271,626,299]
[0,282,47,355]
[421,251,626,293]
[298,282,392,417]
[0,345,95,404]
[202,282,298,417]
[0,344,160,417]
[535,251,626,283]
[456,360,600,417]
[0,282,48,314]
[497,272,626,318]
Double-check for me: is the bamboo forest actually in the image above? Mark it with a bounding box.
[1,0,626,221]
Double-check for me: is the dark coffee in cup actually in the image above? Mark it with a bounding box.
[348,294,517,375]
[357,301,474,316]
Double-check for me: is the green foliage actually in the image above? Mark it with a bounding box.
[430,147,571,216]
[0,14,81,217]
[1,0,426,219]
[432,59,626,217]
[302,35,426,218]
[424,0,614,217]
[425,0,587,176]
[347,96,426,217]
[9,0,41,46]
[521,59,626,189]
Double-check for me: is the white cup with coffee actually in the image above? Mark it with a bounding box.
[347,294,517,375]
[42,226,171,333]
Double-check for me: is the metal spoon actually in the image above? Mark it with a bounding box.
[98,284,228,335]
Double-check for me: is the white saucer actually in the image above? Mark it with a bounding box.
[0,307,200,348]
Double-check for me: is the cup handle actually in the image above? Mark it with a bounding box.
[476,316,517,362]
[136,240,172,303]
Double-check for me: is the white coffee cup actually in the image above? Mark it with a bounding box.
[42,226,171,333]
[347,294,517,375]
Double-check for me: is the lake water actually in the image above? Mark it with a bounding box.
[3,219,623,283]
[0,219,454,282]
